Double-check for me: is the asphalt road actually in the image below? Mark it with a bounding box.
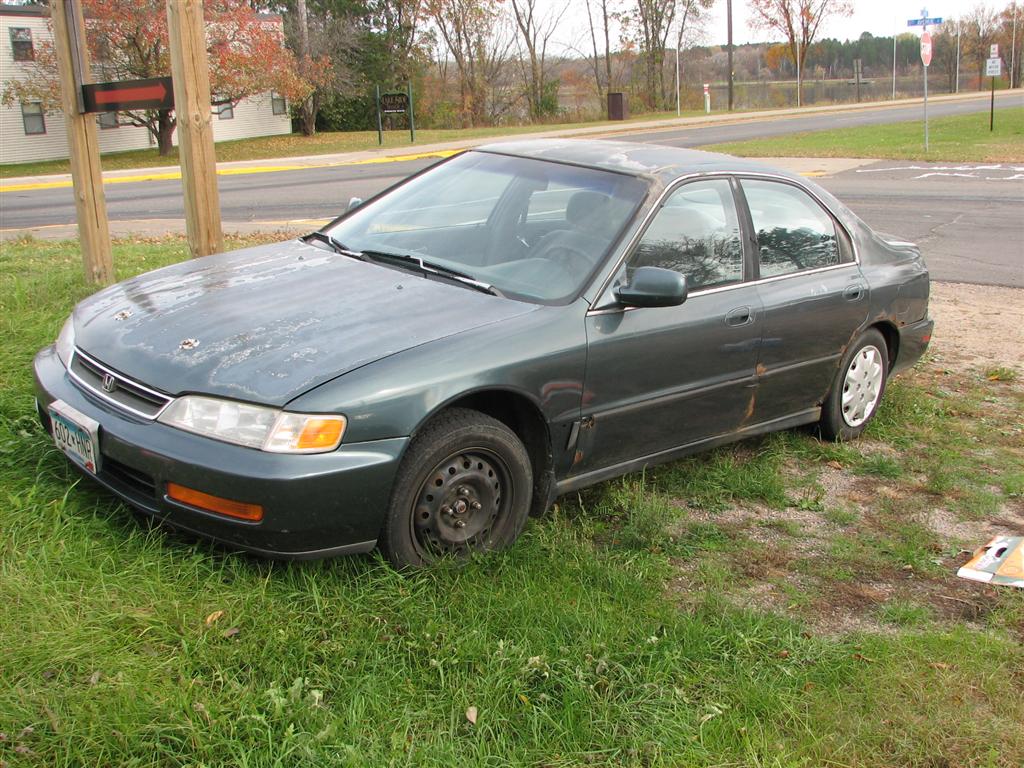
[2,91,1021,286]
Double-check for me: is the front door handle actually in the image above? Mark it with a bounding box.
[725,306,753,326]
[843,284,866,301]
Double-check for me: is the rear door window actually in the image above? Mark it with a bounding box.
[741,179,843,278]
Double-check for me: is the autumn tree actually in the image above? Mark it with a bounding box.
[995,2,1022,88]
[2,0,309,154]
[747,0,852,103]
[961,3,1001,89]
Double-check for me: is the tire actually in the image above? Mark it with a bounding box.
[380,408,533,569]
[820,328,889,442]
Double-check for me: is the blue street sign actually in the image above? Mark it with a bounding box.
[908,17,943,26]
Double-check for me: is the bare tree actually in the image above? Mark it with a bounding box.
[426,0,512,126]
[582,0,618,114]
[510,0,569,120]
[747,0,853,104]
[962,3,1002,89]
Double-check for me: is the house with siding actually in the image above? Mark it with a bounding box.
[0,3,292,165]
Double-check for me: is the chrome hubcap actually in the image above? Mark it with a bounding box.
[841,344,884,427]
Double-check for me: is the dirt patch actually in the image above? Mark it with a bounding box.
[666,284,1024,635]
[929,282,1024,372]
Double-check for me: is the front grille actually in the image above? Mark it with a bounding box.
[69,348,172,419]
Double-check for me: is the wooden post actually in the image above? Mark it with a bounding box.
[50,0,114,285]
[166,0,223,258]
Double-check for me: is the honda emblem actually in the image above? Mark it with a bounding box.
[101,373,117,393]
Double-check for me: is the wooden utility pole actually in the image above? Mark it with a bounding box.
[50,0,114,285]
[167,0,223,258]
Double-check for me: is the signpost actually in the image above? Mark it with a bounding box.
[51,0,113,285]
[703,83,710,113]
[375,83,416,145]
[908,10,941,152]
[986,48,1002,131]
[167,0,223,258]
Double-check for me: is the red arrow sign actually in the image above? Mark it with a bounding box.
[81,76,174,113]
[93,81,167,105]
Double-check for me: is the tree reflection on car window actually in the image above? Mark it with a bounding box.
[742,179,840,278]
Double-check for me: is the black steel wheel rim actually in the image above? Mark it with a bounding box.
[409,447,513,558]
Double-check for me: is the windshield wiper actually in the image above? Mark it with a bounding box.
[302,231,366,260]
[358,249,503,297]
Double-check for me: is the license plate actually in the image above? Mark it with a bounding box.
[48,400,101,475]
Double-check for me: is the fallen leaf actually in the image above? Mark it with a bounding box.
[517,693,530,705]
[193,702,211,724]
[204,610,225,627]
[852,653,876,663]
[827,460,843,470]
[222,627,240,639]
[18,727,33,738]
[776,650,790,659]
[88,671,100,685]
[803,681,816,692]
[465,706,478,725]
[929,662,952,670]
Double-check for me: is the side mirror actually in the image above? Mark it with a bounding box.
[347,197,363,212]
[614,266,688,308]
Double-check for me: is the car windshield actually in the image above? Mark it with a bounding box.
[324,151,649,303]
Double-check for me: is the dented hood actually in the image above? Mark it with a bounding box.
[72,240,536,406]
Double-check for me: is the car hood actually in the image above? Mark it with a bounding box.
[73,240,537,406]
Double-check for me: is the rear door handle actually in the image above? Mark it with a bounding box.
[843,284,866,301]
[725,306,753,326]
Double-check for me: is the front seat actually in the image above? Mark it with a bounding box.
[530,191,616,275]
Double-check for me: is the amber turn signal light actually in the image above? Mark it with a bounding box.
[166,482,264,522]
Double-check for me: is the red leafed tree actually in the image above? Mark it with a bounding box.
[747,0,852,102]
[3,0,313,154]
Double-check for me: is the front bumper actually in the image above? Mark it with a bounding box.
[34,346,407,559]
[892,316,935,375]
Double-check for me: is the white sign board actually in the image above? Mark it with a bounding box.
[990,44,999,58]
[986,57,1002,77]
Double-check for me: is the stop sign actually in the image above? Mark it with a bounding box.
[920,31,933,67]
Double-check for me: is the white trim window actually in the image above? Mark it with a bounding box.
[271,92,287,115]
[214,100,234,120]
[21,102,45,135]
[98,111,119,130]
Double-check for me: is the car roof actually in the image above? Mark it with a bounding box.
[474,138,796,185]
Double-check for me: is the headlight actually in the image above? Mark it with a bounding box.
[157,395,346,454]
[55,315,75,368]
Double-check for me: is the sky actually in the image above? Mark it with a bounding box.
[551,0,992,54]
[703,0,981,45]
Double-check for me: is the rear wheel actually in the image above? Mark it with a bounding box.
[820,328,888,441]
[380,408,532,569]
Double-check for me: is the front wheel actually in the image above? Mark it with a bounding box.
[820,328,888,441]
[380,408,533,569]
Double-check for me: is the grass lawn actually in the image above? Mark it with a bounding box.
[0,110,704,180]
[2,236,1023,766]
[707,106,1024,162]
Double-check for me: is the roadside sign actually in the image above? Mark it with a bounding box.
[375,83,416,144]
[907,16,942,26]
[82,76,174,113]
[703,83,710,114]
[986,58,1002,77]
[380,91,409,114]
[990,44,999,58]
[920,32,933,67]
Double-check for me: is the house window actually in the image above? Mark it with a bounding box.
[10,27,34,61]
[271,92,286,115]
[215,101,234,120]
[21,102,45,135]
[98,111,119,130]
